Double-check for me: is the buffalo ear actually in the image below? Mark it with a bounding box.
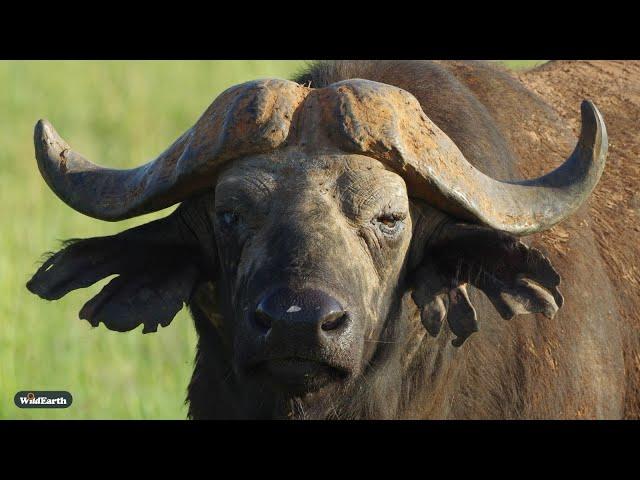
[411,222,563,346]
[27,211,206,333]
[77,262,200,333]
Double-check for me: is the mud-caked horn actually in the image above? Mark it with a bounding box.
[33,79,309,221]
[325,79,607,235]
[34,77,607,235]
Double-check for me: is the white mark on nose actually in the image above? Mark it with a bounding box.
[286,305,302,313]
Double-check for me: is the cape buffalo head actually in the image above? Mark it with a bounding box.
[27,78,607,409]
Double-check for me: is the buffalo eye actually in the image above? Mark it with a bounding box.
[380,216,397,228]
[218,211,241,228]
[374,213,405,236]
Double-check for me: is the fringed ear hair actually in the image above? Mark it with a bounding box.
[27,205,208,334]
[411,223,563,346]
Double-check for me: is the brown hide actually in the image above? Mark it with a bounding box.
[420,61,634,418]
[517,61,640,418]
[442,61,630,419]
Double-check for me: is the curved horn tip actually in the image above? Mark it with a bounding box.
[34,119,69,160]
[34,118,54,143]
[580,99,601,119]
[579,100,607,151]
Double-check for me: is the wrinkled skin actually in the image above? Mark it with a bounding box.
[182,151,424,416]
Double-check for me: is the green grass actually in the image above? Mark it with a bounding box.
[496,60,547,70]
[0,60,541,419]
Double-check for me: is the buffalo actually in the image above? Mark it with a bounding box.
[27,60,639,419]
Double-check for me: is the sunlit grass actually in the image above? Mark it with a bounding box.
[0,60,539,419]
[496,60,546,70]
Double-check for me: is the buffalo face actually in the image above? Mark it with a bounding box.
[206,151,413,395]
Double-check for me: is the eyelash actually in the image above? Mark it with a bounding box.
[374,213,405,235]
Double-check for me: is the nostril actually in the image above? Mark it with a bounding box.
[254,288,347,335]
[254,306,273,331]
[321,311,348,332]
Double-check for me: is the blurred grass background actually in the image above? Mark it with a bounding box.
[0,60,544,419]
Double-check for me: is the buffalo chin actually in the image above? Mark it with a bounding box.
[249,358,350,396]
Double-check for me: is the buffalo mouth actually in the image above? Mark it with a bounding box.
[247,357,350,395]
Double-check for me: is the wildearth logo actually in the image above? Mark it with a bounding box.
[14,391,72,409]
